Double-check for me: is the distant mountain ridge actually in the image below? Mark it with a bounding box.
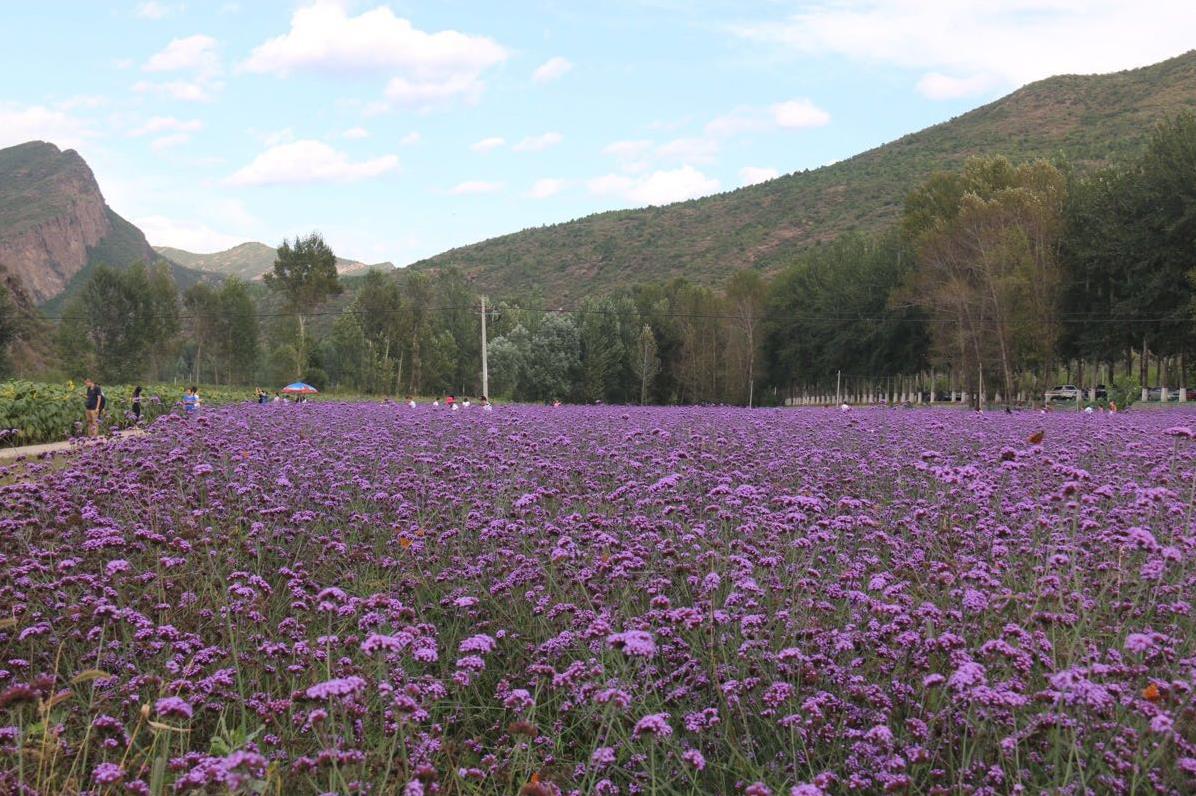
[408,50,1196,301]
[0,141,209,306]
[155,242,395,282]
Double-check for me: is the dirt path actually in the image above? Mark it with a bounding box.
[0,428,146,462]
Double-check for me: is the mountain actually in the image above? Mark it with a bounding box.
[0,141,209,306]
[155,242,396,282]
[0,263,53,374]
[409,51,1196,301]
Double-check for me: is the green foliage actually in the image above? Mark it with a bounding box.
[264,233,343,317]
[183,278,259,384]
[404,52,1196,302]
[763,232,929,391]
[265,232,343,381]
[901,157,1068,403]
[56,263,181,383]
[40,208,209,318]
[1062,112,1196,377]
[488,314,581,402]
[1109,375,1141,408]
[630,323,660,405]
[0,380,256,446]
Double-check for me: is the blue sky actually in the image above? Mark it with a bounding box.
[2,1,1193,266]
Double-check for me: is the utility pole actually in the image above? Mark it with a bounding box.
[480,295,489,398]
[836,370,842,405]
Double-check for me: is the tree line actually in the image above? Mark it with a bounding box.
[7,113,1195,405]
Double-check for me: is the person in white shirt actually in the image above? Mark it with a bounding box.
[481,396,493,412]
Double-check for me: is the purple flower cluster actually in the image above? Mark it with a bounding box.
[1,403,1195,793]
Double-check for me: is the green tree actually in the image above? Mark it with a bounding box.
[354,270,405,392]
[630,323,660,405]
[902,157,1066,406]
[763,233,927,397]
[578,297,627,403]
[434,267,480,394]
[486,325,530,399]
[523,313,579,402]
[183,282,220,383]
[216,278,259,384]
[725,269,767,406]
[264,233,342,378]
[402,271,434,393]
[57,263,163,382]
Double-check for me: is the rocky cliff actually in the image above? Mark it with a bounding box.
[0,141,159,304]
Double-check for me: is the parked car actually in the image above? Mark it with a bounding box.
[1095,384,1108,400]
[1045,385,1082,401]
[1146,386,1196,401]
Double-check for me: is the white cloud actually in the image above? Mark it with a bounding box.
[532,56,573,84]
[448,180,503,195]
[151,133,191,151]
[916,72,998,100]
[241,2,506,110]
[136,214,243,252]
[513,132,563,152]
[252,127,294,147]
[0,103,95,150]
[56,95,106,111]
[656,137,718,164]
[601,137,721,174]
[343,126,369,139]
[739,166,779,186]
[133,79,216,102]
[602,139,652,159]
[144,34,218,74]
[589,164,719,206]
[383,74,485,109]
[226,139,399,186]
[772,98,831,129]
[208,197,259,231]
[131,116,202,136]
[527,178,565,198]
[587,173,635,196]
[470,136,505,153]
[706,99,830,137]
[399,131,421,145]
[705,108,770,138]
[139,34,221,100]
[135,2,183,20]
[731,1,1196,99]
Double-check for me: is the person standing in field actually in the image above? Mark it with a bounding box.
[131,385,143,422]
[84,378,102,437]
[183,386,201,417]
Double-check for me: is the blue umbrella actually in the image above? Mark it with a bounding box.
[282,382,319,394]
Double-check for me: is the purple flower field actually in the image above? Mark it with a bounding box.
[2,403,1195,794]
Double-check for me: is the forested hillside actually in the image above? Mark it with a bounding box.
[409,51,1196,301]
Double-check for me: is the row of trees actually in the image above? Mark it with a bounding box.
[763,113,1196,405]
[12,113,1196,404]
